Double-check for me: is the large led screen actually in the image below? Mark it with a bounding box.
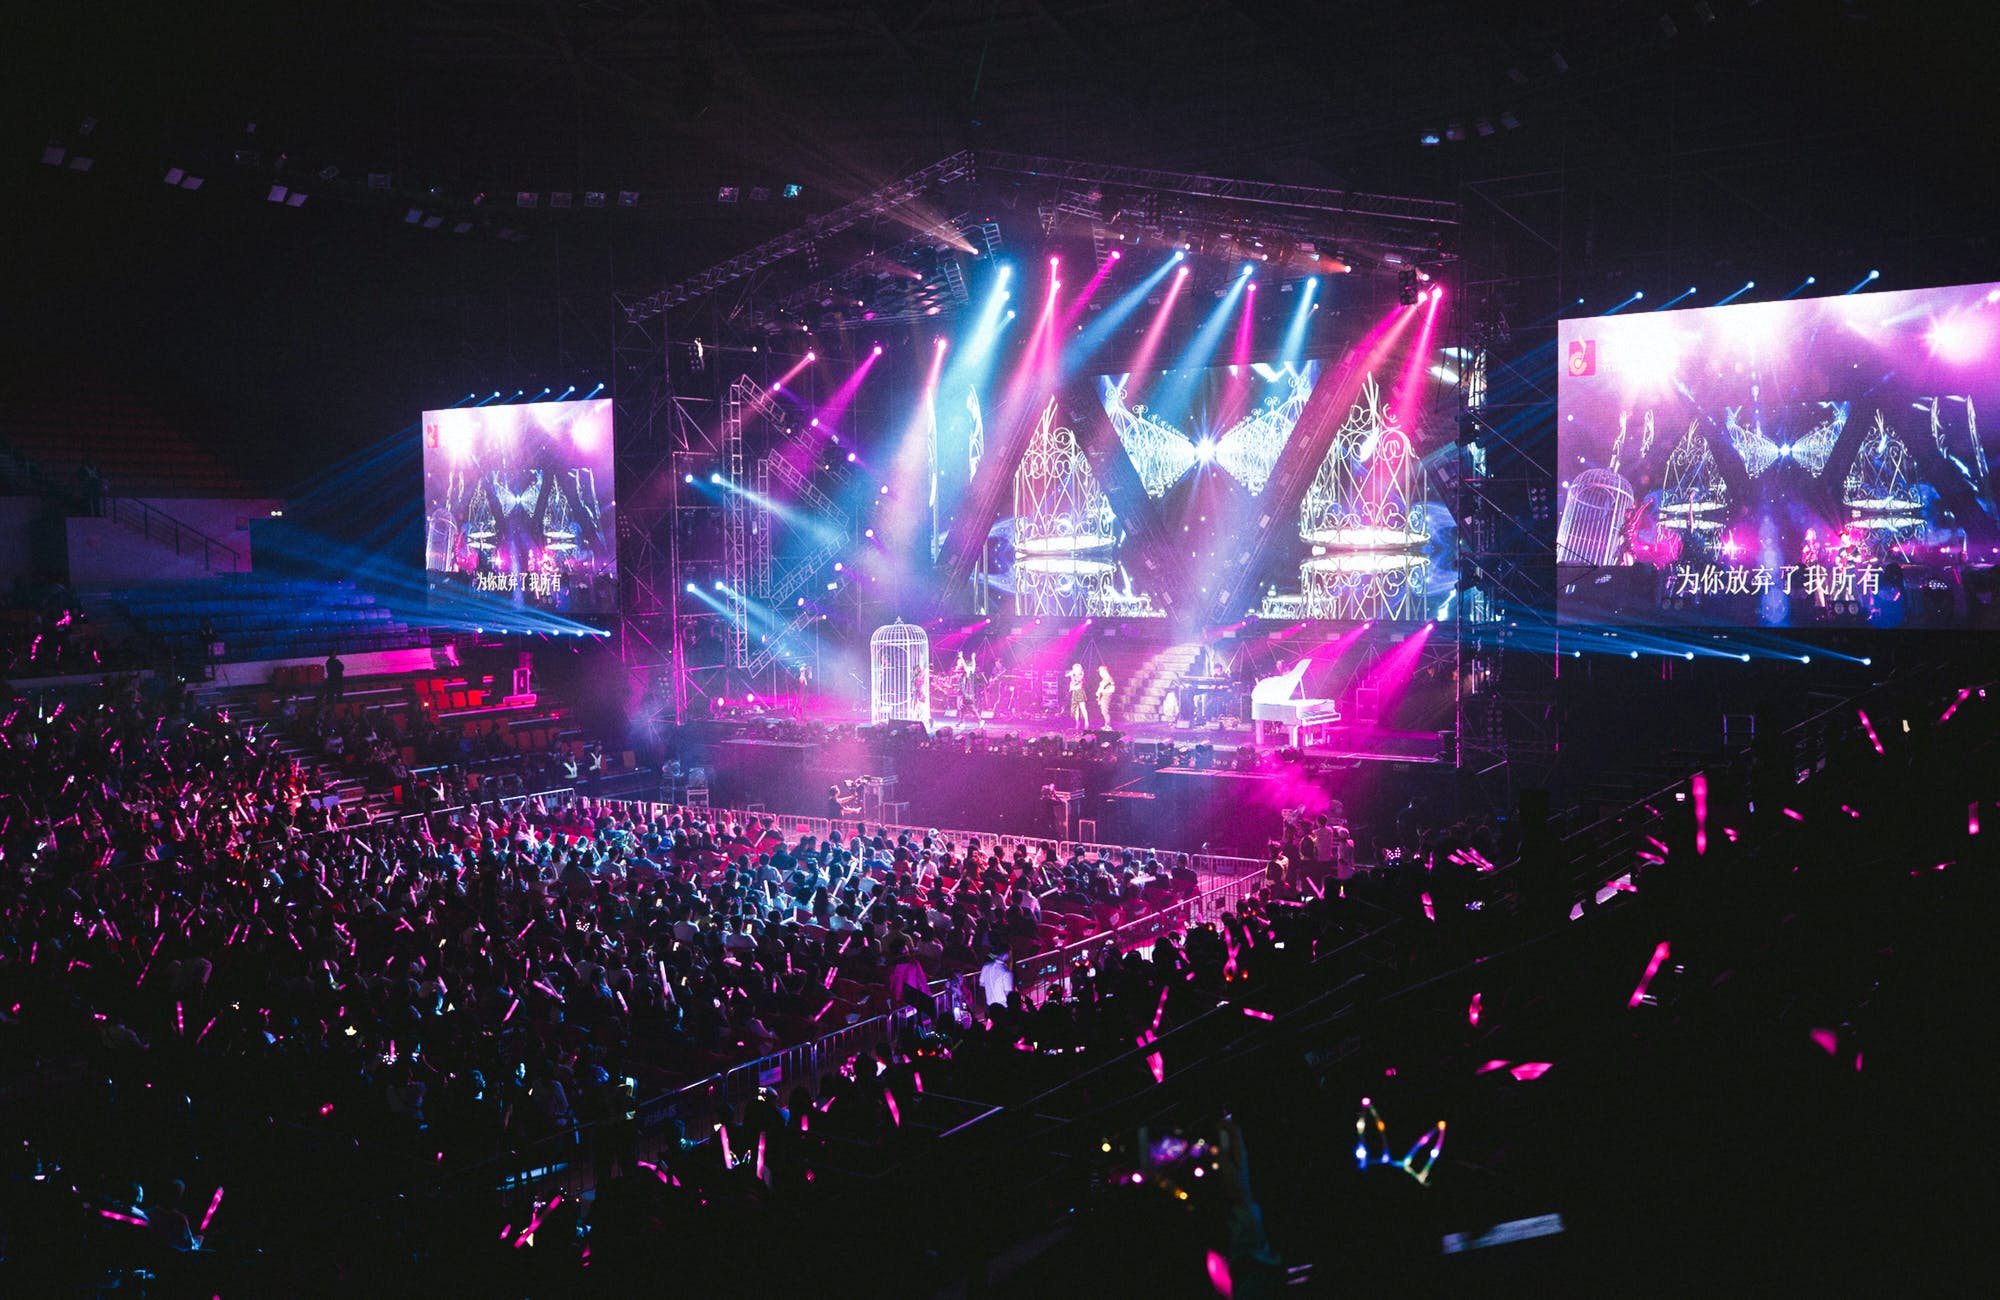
[1557,281,2000,627]
[936,357,1457,623]
[422,399,616,615]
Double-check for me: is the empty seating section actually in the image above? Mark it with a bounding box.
[4,390,256,498]
[94,575,429,662]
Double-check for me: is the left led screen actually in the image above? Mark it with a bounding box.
[422,399,616,615]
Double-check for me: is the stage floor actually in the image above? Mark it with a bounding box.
[784,702,1448,766]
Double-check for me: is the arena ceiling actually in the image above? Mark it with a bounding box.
[9,0,1996,477]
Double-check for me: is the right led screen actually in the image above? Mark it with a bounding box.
[1556,280,2000,627]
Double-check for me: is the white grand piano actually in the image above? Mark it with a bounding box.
[1251,659,1341,749]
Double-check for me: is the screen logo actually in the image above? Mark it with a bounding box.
[1567,339,1596,378]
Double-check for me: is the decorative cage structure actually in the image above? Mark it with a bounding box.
[1659,421,1729,548]
[1556,468,1635,566]
[1213,365,1315,496]
[1013,398,1116,616]
[1842,410,1927,549]
[869,622,931,727]
[1296,374,1431,619]
[1102,377,1198,500]
[1926,393,1986,484]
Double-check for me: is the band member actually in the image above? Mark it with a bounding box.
[1096,665,1116,729]
[1067,663,1088,732]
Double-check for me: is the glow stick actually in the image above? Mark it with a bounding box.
[1468,992,1482,1027]
[1627,940,1671,1007]
[1242,1007,1273,1021]
[1856,708,1884,754]
[1692,773,1708,855]
[199,1185,225,1233]
[503,997,519,1022]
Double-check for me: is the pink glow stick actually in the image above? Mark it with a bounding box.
[823,966,838,989]
[1420,892,1435,923]
[1242,1007,1274,1021]
[884,1090,901,1127]
[718,1124,734,1167]
[814,999,835,1021]
[1468,992,1482,1027]
[1692,773,1708,855]
[1509,1061,1552,1081]
[1627,940,1671,1007]
[1856,708,1884,755]
[98,1209,148,1226]
[199,1185,225,1233]
[502,997,519,1022]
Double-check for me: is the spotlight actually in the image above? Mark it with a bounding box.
[806,351,817,362]
[864,528,876,538]
[1740,653,1751,662]
[715,580,726,591]
[684,473,694,483]
[685,582,697,593]
[873,344,883,355]
[1799,655,1812,664]
[1861,657,1872,666]
[710,472,722,484]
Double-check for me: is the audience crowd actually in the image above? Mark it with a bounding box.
[3,657,1991,1295]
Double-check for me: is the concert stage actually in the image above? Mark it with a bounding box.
[674,705,1456,858]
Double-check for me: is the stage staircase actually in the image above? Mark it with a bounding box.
[1117,643,1203,726]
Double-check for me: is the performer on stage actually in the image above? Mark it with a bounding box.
[955,651,981,725]
[1066,663,1088,732]
[1096,664,1116,730]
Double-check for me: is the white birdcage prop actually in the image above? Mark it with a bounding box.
[869,622,931,726]
[1557,468,1635,566]
[1013,397,1116,616]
